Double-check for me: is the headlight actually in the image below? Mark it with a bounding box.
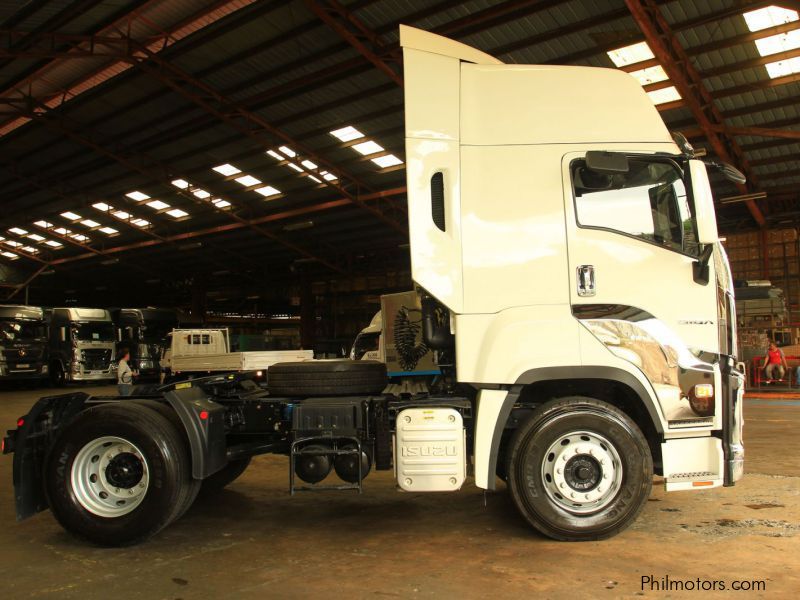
[694,384,714,398]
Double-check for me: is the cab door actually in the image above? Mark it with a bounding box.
[563,151,719,419]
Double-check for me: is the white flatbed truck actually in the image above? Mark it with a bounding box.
[160,328,313,382]
[5,27,743,546]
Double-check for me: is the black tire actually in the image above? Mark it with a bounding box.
[268,360,387,396]
[200,458,251,493]
[44,402,194,546]
[50,362,65,387]
[130,400,201,519]
[506,396,653,541]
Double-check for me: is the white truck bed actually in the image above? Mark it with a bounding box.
[171,349,313,374]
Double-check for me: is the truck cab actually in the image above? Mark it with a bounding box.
[48,308,116,385]
[0,305,49,382]
[113,308,178,380]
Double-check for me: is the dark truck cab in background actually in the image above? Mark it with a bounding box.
[0,305,49,382]
[113,308,178,380]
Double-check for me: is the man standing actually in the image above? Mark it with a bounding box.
[117,348,137,396]
[761,341,788,382]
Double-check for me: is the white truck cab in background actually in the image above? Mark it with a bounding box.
[401,24,743,519]
[47,308,116,385]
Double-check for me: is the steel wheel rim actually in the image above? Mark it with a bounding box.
[541,429,623,515]
[70,436,149,517]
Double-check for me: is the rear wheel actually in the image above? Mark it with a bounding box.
[506,396,652,541]
[45,402,193,546]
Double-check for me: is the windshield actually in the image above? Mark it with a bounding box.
[0,320,47,342]
[351,332,380,360]
[74,321,115,342]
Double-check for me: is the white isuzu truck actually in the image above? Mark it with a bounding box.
[5,27,743,546]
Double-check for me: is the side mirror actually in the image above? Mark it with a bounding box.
[706,161,746,185]
[688,160,719,245]
[693,244,714,286]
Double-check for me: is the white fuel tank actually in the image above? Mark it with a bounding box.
[394,408,466,492]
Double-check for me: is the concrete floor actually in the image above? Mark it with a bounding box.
[1,385,798,599]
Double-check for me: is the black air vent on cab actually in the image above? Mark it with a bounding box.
[430,172,445,232]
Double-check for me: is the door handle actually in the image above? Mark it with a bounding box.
[577,265,596,297]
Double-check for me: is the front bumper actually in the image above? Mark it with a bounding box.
[69,369,115,382]
[721,357,744,486]
[0,362,48,380]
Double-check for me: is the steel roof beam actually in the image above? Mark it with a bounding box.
[624,0,765,227]
[302,0,402,86]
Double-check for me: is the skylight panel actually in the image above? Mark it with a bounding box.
[81,219,101,228]
[98,227,118,235]
[744,6,798,32]
[166,208,189,219]
[171,179,189,189]
[628,65,669,86]
[371,154,403,168]
[54,227,68,235]
[352,140,384,155]
[9,227,28,235]
[278,146,296,158]
[131,218,150,227]
[330,126,364,142]
[235,175,261,187]
[321,171,337,181]
[755,30,800,56]
[147,200,170,210]
[27,233,45,241]
[254,186,280,198]
[93,202,111,211]
[1,251,17,259]
[266,150,284,160]
[287,162,304,173]
[61,211,81,220]
[301,160,318,170]
[213,164,242,176]
[34,220,53,228]
[21,246,37,253]
[212,199,231,208]
[45,240,62,247]
[647,86,682,105]
[307,175,322,183]
[71,233,89,242]
[193,189,211,199]
[766,55,800,77]
[126,191,150,201]
[607,41,654,67]
[5,241,21,247]
[113,210,130,219]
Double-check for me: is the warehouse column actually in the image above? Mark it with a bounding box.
[300,275,316,351]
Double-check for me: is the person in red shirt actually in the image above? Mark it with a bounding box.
[761,341,788,382]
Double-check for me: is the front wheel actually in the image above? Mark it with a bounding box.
[44,402,193,546]
[506,396,653,541]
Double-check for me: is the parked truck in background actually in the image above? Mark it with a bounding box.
[6,27,744,546]
[351,291,441,393]
[47,308,117,385]
[0,305,49,383]
[114,308,179,380]
[160,328,313,382]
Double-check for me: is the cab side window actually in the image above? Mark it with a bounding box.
[572,158,700,256]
